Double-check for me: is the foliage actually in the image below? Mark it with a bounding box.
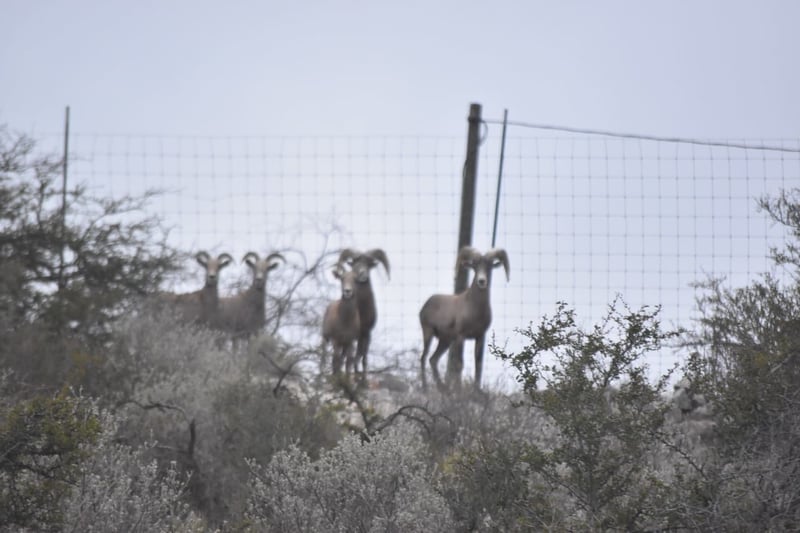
[246,423,454,533]
[678,266,800,528]
[493,297,678,530]
[361,385,552,531]
[60,409,207,533]
[0,384,206,532]
[100,310,344,526]
[0,126,179,390]
[0,390,101,529]
[441,437,556,532]
[760,188,800,270]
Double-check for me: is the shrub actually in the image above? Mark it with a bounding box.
[492,297,678,530]
[246,424,454,532]
[0,390,101,529]
[0,125,179,392]
[61,409,207,533]
[678,274,800,529]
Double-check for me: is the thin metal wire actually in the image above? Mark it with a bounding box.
[483,118,800,153]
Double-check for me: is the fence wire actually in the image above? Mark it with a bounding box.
[45,127,800,388]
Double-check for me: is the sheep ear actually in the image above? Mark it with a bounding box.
[331,265,343,280]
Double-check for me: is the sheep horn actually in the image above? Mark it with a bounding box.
[455,246,482,277]
[195,251,210,267]
[266,252,286,267]
[486,248,510,281]
[366,248,390,279]
[337,248,361,269]
[242,251,260,268]
[217,253,234,267]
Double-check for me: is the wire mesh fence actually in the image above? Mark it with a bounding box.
[41,122,800,388]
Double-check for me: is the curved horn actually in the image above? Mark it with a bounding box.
[242,251,260,268]
[486,248,510,281]
[337,248,361,268]
[195,251,210,267]
[217,252,234,267]
[455,246,482,277]
[266,252,286,266]
[366,248,390,279]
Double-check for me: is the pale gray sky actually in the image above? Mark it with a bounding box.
[2,1,798,138]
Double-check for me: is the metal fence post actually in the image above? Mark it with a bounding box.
[59,106,70,293]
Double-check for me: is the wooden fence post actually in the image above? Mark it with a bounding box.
[446,102,482,389]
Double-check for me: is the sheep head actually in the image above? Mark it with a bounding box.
[195,251,233,288]
[332,264,358,300]
[455,246,510,290]
[338,248,390,284]
[243,251,285,291]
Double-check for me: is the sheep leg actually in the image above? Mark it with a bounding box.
[344,342,355,379]
[446,340,465,391]
[332,347,344,375]
[429,338,452,392]
[420,328,434,391]
[319,341,329,376]
[356,332,371,387]
[473,334,486,390]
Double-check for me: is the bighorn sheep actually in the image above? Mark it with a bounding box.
[322,265,361,377]
[337,248,390,383]
[216,251,285,341]
[159,251,233,326]
[419,246,510,391]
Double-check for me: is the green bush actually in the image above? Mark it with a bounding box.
[0,126,179,392]
[0,391,101,529]
[661,189,800,530]
[493,297,678,530]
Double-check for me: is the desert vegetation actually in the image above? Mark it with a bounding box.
[2,126,799,531]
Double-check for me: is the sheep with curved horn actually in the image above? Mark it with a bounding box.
[216,251,285,341]
[322,264,361,377]
[159,251,233,326]
[336,248,390,385]
[418,246,509,392]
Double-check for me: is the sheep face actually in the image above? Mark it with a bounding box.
[466,257,493,289]
[243,252,285,291]
[196,251,233,288]
[456,247,510,291]
[333,266,358,300]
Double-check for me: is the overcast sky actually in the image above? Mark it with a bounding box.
[2,1,799,139]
